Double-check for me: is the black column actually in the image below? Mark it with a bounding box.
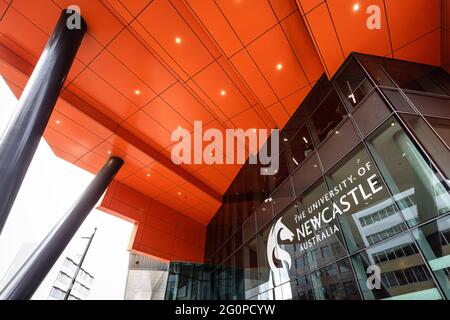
[0,157,123,300]
[0,10,87,235]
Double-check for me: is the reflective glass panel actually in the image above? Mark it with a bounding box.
[325,145,406,252]
[335,58,375,111]
[412,215,450,299]
[310,258,361,300]
[351,233,442,300]
[310,90,347,143]
[366,117,450,226]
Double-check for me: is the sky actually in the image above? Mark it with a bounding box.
[0,76,134,299]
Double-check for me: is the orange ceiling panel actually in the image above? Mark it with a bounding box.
[386,0,441,51]
[64,83,123,125]
[393,29,442,67]
[55,99,113,140]
[136,0,214,77]
[185,0,242,57]
[269,0,298,20]
[0,1,8,18]
[47,110,103,151]
[193,166,231,195]
[327,0,391,58]
[193,61,250,119]
[142,96,193,133]
[107,134,155,166]
[105,0,152,23]
[230,48,278,107]
[304,2,345,77]
[281,85,311,115]
[297,0,324,15]
[43,127,90,160]
[214,0,277,45]
[123,110,173,150]
[160,82,214,124]
[121,174,165,199]
[0,7,48,62]
[11,0,60,35]
[89,50,156,107]
[71,69,140,120]
[107,29,176,94]
[279,11,323,84]
[247,24,309,99]
[266,102,290,128]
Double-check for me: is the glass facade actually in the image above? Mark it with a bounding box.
[166,54,450,300]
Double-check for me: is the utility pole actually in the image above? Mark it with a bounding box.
[63,228,97,300]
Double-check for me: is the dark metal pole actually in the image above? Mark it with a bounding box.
[0,157,123,300]
[63,227,97,300]
[0,9,87,235]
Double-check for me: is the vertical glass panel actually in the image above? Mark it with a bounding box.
[381,88,416,113]
[355,54,395,87]
[241,237,259,294]
[412,215,450,299]
[401,114,450,179]
[283,124,314,172]
[425,117,450,147]
[325,145,406,252]
[256,201,273,231]
[271,177,295,216]
[351,233,442,300]
[381,60,446,95]
[335,58,375,111]
[352,90,391,137]
[366,117,450,227]
[272,150,290,192]
[310,258,361,300]
[318,118,361,172]
[243,214,256,243]
[281,180,347,271]
[310,90,347,142]
[295,275,315,300]
[429,68,450,94]
[291,152,322,196]
[405,92,450,118]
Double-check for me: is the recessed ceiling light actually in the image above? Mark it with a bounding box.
[391,123,395,127]
[220,90,226,96]
[146,173,151,177]
[134,89,141,95]
[178,126,182,130]
[178,191,182,196]
[56,120,61,125]
[283,138,288,142]
[107,150,112,154]
[276,63,283,71]
[353,3,360,11]
[175,37,182,44]
[335,130,340,134]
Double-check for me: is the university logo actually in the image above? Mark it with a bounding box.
[263,218,294,300]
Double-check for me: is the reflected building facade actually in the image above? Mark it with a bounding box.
[165,53,450,300]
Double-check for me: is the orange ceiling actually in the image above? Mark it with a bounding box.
[0,0,447,227]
